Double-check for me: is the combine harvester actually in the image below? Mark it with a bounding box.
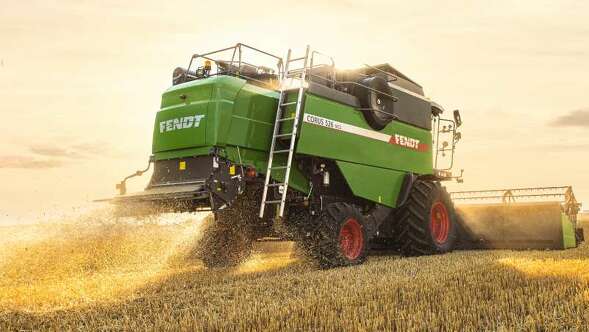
[451,186,584,250]
[107,43,583,268]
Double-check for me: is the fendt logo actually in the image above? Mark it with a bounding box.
[391,134,421,150]
[159,115,205,133]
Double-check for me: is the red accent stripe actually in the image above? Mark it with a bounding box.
[418,143,430,152]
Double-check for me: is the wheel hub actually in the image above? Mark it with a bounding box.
[339,218,364,260]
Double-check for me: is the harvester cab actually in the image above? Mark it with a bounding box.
[109,42,467,268]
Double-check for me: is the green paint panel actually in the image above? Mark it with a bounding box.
[151,76,309,193]
[562,213,577,248]
[153,83,213,153]
[297,94,433,175]
[224,146,309,193]
[336,161,406,207]
[226,83,278,150]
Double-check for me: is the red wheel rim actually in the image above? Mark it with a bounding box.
[430,201,450,245]
[339,218,364,260]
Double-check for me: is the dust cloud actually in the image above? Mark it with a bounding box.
[0,206,211,312]
[0,206,301,313]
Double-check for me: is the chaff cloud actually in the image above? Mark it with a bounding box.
[0,156,63,169]
[0,140,117,169]
[552,109,589,127]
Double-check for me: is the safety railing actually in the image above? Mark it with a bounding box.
[182,43,284,89]
[182,44,402,118]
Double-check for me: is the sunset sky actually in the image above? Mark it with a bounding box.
[1,0,588,221]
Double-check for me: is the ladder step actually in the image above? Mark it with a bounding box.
[260,46,310,219]
[286,71,305,78]
[273,149,290,154]
[277,117,295,122]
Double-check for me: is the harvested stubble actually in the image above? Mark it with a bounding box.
[0,214,588,331]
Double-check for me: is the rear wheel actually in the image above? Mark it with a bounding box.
[393,180,458,255]
[306,202,368,268]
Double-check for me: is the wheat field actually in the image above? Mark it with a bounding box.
[0,211,588,331]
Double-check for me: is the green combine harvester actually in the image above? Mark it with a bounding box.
[109,43,583,268]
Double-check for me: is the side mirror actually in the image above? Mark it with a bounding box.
[453,110,462,127]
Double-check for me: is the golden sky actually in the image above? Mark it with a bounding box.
[1,0,588,221]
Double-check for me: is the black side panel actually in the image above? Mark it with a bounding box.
[389,84,432,131]
[364,63,424,95]
[149,156,214,187]
[307,82,360,108]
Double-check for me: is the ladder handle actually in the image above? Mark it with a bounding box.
[278,45,310,218]
[259,48,292,218]
[261,46,311,219]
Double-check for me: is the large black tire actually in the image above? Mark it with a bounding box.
[305,202,368,268]
[196,183,264,268]
[355,76,395,130]
[393,180,458,256]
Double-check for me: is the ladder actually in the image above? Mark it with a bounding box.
[259,45,310,218]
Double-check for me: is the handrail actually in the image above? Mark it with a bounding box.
[185,43,283,88]
[184,44,404,107]
[336,80,400,102]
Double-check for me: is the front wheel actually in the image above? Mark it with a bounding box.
[393,180,458,255]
